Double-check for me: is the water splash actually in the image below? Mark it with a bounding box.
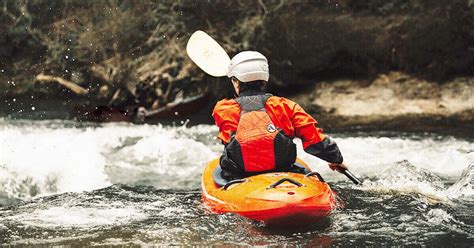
[363,160,446,197]
[0,120,218,202]
[1,119,473,246]
[296,135,473,184]
[8,206,147,228]
[446,163,473,199]
[425,208,458,225]
[0,124,110,202]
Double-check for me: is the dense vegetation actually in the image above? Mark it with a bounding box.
[1,0,473,108]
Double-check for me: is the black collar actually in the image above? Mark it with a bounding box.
[238,91,266,97]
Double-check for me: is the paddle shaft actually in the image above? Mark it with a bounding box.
[341,169,362,185]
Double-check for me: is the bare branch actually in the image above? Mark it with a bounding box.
[36,73,89,95]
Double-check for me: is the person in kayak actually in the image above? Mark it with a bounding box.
[213,51,348,181]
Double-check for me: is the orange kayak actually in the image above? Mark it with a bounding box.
[201,158,336,226]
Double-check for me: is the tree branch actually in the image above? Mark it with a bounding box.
[36,73,89,95]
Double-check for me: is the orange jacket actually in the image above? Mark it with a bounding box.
[212,96,326,150]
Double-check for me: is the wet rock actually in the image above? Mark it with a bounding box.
[291,72,474,133]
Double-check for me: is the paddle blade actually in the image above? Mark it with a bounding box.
[186,30,230,77]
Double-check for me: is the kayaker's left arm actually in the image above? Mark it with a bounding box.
[212,98,240,144]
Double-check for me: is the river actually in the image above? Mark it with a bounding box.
[0,118,472,246]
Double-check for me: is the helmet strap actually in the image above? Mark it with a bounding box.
[230,77,241,96]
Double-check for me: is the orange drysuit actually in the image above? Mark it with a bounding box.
[213,91,343,180]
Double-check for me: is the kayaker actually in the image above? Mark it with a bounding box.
[213,51,348,181]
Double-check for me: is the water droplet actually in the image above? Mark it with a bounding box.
[65,55,69,59]
[31,106,35,110]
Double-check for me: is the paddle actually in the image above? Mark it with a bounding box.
[186,30,362,185]
[186,30,230,77]
[341,169,363,185]
[329,163,362,185]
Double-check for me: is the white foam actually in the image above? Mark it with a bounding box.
[425,208,457,225]
[295,135,473,199]
[1,119,472,201]
[445,163,473,199]
[0,121,218,200]
[158,206,190,218]
[361,160,449,198]
[102,124,217,188]
[337,136,473,178]
[296,135,473,178]
[8,205,146,228]
[0,125,110,199]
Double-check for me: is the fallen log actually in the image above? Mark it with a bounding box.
[139,93,209,121]
[72,93,209,123]
[36,73,89,95]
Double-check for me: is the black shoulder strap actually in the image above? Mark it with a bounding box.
[235,94,272,112]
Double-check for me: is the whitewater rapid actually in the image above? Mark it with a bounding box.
[0,118,472,246]
[0,118,472,203]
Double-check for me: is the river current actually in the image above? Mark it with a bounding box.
[0,118,472,246]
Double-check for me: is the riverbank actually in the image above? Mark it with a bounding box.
[1,72,473,137]
[1,1,472,115]
[292,72,473,135]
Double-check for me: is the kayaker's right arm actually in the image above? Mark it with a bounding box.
[288,103,361,184]
[304,136,344,164]
[286,99,344,166]
[328,162,348,172]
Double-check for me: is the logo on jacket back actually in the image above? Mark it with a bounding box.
[267,123,276,133]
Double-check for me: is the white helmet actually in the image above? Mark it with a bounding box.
[227,51,269,82]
